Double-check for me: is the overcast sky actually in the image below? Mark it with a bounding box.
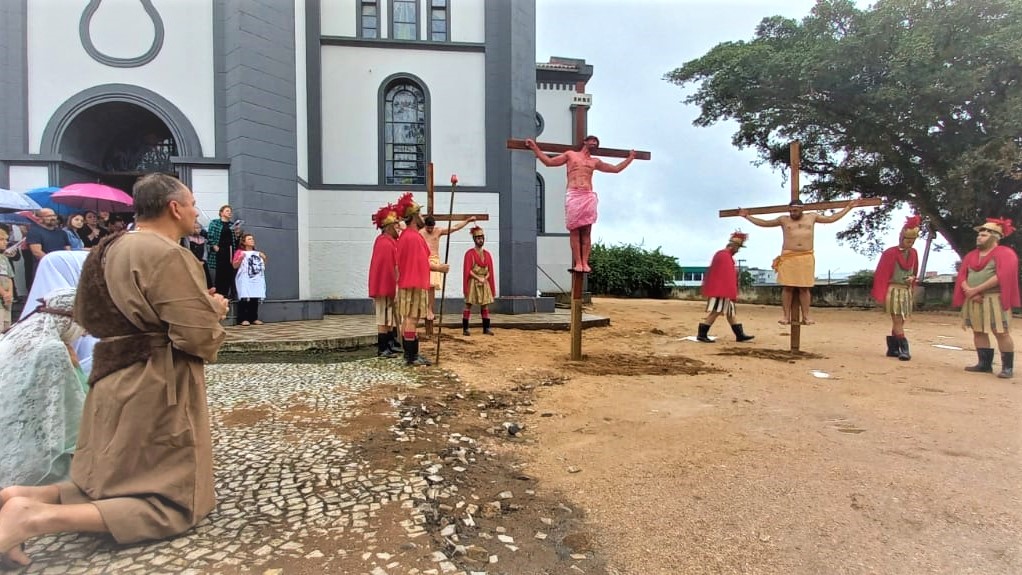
[535,0,961,277]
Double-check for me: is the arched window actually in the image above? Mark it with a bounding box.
[382,78,428,185]
[535,174,545,233]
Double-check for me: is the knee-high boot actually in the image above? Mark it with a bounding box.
[696,323,713,343]
[998,352,1014,379]
[964,348,995,373]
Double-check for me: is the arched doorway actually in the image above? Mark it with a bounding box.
[57,101,178,193]
[40,84,204,195]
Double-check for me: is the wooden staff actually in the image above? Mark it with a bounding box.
[435,174,459,365]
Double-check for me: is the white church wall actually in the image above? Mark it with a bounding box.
[7,166,49,193]
[537,237,572,294]
[304,189,499,298]
[320,0,358,37]
[190,168,230,225]
[295,0,310,182]
[320,47,486,186]
[449,0,485,43]
[27,0,216,157]
[536,85,575,275]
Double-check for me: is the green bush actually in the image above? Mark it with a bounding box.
[588,243,681,298]
[847,269,875,287]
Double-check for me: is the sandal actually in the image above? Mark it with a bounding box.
[240,321,251,326]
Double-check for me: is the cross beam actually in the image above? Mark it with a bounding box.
[719,198,881,218]
[425,163,489,222]
[506,139,651,160]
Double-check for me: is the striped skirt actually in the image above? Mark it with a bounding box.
[961,293,1012,334]
[706,297,736,317]
[884,284,913,318]
[397,288,430,320]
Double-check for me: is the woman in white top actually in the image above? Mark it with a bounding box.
[20,250,95,375]
[232,233,267,326]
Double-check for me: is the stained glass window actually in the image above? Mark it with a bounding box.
[392,0,417,40]
[360,0,378,38]
[384,81,426,185]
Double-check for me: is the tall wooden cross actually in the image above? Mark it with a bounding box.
[507,138,651,360]
[719,141,882,352]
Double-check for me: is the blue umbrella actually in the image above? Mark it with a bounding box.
[0,188,42,213]
[0,212,34,226]
[26,187,78,217]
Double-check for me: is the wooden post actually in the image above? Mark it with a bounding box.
[570,270,584,360]
[789,142,802,352]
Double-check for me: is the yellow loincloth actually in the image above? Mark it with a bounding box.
[772,250,815,288]
[429,254,443,289]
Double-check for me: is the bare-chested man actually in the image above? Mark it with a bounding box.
[525,136,636,272]
[420,215,476,325]
[739,199,862,325]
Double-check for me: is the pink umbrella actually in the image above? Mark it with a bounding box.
[52,183,134,213]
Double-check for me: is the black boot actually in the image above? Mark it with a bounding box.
[389,328,402,352]
[897,337,911,361]
[462,318,470,336]
[376,333,387,356]
[730,323,754,342]
[964,348,995,373]
[998,351,1014,379]
[885,336,900,358]
[405,338,431,366]
[482,317,494,335]
[696,323,713,343]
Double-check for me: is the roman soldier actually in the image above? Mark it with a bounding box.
[697,230,754,343]
[871,215,921,360]
[369,203,402,358]
[395,193,449,366]
[462,226,496,336]
[953,218,1018,379]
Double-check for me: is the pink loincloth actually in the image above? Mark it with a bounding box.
[565,188,598,231]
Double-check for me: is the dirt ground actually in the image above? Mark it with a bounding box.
[428,298,1022,575]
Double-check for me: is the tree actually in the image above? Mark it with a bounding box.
[739,269,755,289]
[847,269,875,286]
[588,243,682,298]
[665,0,1022,264]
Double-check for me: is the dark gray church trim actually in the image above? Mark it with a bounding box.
[220,0,300,300]
[377,72,431,188]
[485,0,538,298]
[321,36,484,52]
[39,84,204,157]
[0,0,29,186]
[213,0,227,156]
[79,0,164,68]
[306,0,323,186]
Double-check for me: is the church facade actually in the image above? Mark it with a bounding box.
[0,0,592,319]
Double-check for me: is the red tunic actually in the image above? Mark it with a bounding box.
[368,233,397,298]
[871,246,918,303]
[701,249,738,300]
[463,248,496,296]
[952,245,1020,309]
[396,226,431,290]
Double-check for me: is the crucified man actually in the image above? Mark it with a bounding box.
[738,198,863,325]
[525,136,636,272]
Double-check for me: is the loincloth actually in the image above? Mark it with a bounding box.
[961,292,1011,334]
[429,254,443,289]
[772,250,815,288]
[565,188,598,231]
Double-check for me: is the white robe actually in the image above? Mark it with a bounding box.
[0,288,87,486]
[21,250,96,375]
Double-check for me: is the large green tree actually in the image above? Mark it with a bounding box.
[665,0,1021,260]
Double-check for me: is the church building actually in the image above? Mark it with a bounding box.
[0,0,593,321]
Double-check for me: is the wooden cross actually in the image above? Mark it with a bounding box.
[719,141,882,352]
[425,163,488,222]
[507,138,652,361]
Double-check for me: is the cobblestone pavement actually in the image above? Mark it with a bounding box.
[16,361,431,574]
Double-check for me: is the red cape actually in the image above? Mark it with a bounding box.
[952,245,1020,308]
[871,246,918,303]
[463,248,496,297]
[701,249,738,300]
[368,233,397,298]
[396,226,431,289]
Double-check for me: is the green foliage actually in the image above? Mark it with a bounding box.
[665,0,1022,260]
[588,242,682,298]
[739,269,755,289]
[847,269,875,286]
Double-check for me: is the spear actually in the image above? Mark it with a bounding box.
[435,173,458,365]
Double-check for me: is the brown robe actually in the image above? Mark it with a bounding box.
[61,231,225,544]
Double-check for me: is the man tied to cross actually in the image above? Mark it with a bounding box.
[739,198,864,325]
[524,136,636,272]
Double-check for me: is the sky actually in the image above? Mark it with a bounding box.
[535,0,961,277]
